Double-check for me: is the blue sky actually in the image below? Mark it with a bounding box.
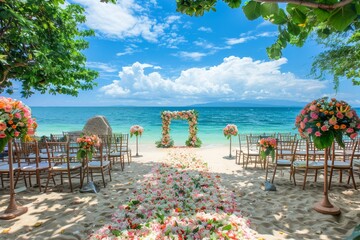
[7,0,360,107]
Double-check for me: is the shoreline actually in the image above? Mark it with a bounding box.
[0,145,359,239]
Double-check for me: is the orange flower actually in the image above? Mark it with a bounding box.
[340,124,347,129]
[324,110,329,115]
[12,125,17,129]
[8,120,13,125]
[334,125,340,130]
[316,122,321,127]
[329,111,334,115]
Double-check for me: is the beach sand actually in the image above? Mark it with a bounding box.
[0,143,359,239]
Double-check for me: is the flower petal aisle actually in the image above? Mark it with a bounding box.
[90,152,255,239]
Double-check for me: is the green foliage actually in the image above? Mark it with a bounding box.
[311,29,360,90]
[0,0,98,97]
[175,0,359,59]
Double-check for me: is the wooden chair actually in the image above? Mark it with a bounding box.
[271,139,298,183]
[13,140,50,192]
[119,134,132,164]
[242,135,261,168]
[292,139,324,190]
[105,134,126,170]
[235,134,246,165]
[44,141,83,192]
[328,140,358,190]
[83,142,112,188]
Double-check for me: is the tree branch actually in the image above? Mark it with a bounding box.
[1,62,27,85]
[254,0,353,10]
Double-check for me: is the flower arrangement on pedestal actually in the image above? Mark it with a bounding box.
[259,137,277,162]
[156,110,201,148]
[0,97,37,152]
[223,124,238,158]
[76,134,101,160]
[130,125,144,137]
[295,97,360,149]
[223,124,238,139]
[295,97,360,215]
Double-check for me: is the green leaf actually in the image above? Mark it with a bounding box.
[287,22,301,36]
[356,2,360,14]
[222,224,232,231]
[313,9,331,22]
[270,9,288,25]
[334,131,344,148]
[260,3,279,18]
[242,1,261,20]
[111,229,122,237]
[328,6,357,31]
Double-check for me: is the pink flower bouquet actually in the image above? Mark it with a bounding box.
[295,97,360,149]
[0,97,37,152]
[259,137,277,161]
[223,124,238,139]
[76,134,101,160]
[130,125,144,137]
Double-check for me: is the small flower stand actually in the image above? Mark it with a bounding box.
[133,135,142,158]
[80,156,100,194]
[0,139,28,220]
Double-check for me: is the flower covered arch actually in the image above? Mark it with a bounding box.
[157,110,202,148]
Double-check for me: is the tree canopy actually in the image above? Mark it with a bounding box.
[0,0,98,98]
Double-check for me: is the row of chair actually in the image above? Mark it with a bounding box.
[235,133,360,190]
[0,133,132,192]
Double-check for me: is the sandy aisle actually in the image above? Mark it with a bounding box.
[0,143,359,239]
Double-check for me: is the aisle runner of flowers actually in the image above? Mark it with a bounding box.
[90,152,254,239]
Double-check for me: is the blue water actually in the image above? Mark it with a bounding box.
[31,107,311,146]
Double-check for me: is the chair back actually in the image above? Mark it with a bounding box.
[331,140,358,165]
[276,139,298,161]
[45,141,70,166]
[13,140,39,167]
[246,134,260,152]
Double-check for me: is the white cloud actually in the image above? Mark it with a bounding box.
[99,56,328,105]
[71,0,181,43]
[226,36,256,45]
[116,45,139,56]
[86,62,117,72]
[175,51,208,61]
[198,27,212,33]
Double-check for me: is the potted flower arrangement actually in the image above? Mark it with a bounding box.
[130,125,144,157]
[295,97,360,215]
[259,137,277,162]
[0,97,37,219]
[223,124,238,158]
[76,134,101,160]
[295,97,360,149]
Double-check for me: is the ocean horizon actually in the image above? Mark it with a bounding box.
[31,106,360,146]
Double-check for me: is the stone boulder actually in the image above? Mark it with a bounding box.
[83,115,112,136]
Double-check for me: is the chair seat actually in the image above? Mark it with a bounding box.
[293,161,324,168]
[276,159,292,165]
[52,162,82,170]
[88,160,110,168]
[20,162,50,171]
[354,159,360,167]
[328,160,351,168]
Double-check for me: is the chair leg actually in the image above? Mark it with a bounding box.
[44,172,52,193]
[101,169,106,188]
[108,166,112,182]
[67,171,73,192]
[314,169,318,183]
[36,169,41,192]
[302,169,308,190]
[339,170,343,183]
[271,165,277,183]
[328,167,334,190]
[293,168,297,186]
[349,169,357,190]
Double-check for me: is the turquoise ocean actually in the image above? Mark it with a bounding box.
[31,107,313,146]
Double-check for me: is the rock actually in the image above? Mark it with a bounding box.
[83,115,112,136]
[264,181,276,191]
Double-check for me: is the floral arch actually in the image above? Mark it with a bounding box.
[156,110,202,148]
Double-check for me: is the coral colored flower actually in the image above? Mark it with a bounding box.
[346,111,354,118]
[336,112,344,119]
[329,116,337,125]
[310,112,318,120]
[350,133,358,139]
[315,131,321,137]
[316,122,321,127]
[0,122,6,131]
[346,128,354,133]
[321,125,329,131]
[334,125,340,130]
[307,128,313,134]
[340,124,347,129]
[300,122,305,130]
[309,105,317,111]
[14,131,20,137]
[0,133,6,138]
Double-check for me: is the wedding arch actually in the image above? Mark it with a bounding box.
[156,110,202,148]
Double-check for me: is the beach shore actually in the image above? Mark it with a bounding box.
[0,143,359,239]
